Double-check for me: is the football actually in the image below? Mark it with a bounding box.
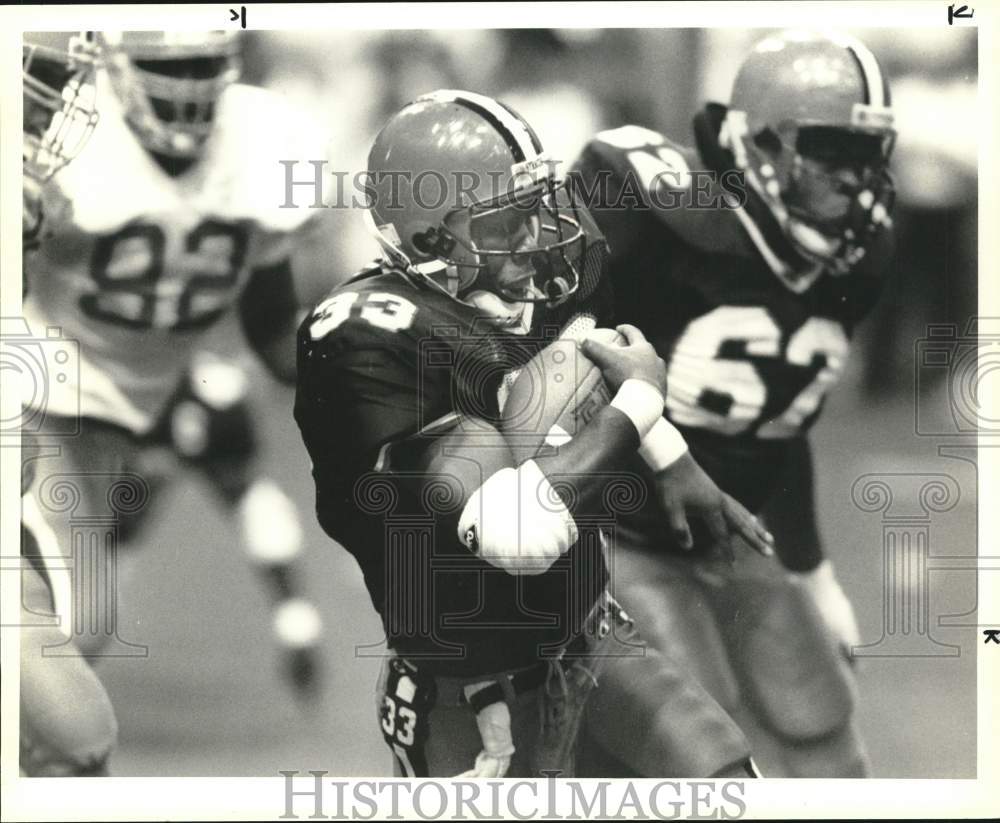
[500,327,625,464]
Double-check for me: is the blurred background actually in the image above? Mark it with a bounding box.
[94,27,979,777]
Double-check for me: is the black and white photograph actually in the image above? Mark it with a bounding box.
[1,3,996,820]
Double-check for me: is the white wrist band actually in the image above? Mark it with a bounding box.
[638,417,689,472]
[609,379,665,440]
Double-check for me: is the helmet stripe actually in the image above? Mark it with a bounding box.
[420,89,540,163]
[838,34,885,108]
[496,100,544,155]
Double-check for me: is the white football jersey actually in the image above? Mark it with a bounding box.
[24,70,325,434]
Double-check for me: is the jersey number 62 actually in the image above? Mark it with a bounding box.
[666,306,849,439]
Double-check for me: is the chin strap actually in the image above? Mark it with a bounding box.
[363,208,469,299]
[463,290,535,334]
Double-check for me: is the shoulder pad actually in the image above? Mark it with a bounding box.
[302,266,474,357]
[578,125,754,258]
[584,125,701,191]
[49,77,330,236]
[202,84,330,233]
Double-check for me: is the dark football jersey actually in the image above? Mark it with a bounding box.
[571,124,891,521]
[294,264,608,677]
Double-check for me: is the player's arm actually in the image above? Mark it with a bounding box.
[466,324,769,573]
[238,256,302,384]
[761,436,860,658]
[582,328,774,559]
[389,325,670,576]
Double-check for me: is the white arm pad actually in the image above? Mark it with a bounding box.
[638,417,689,472]
[457,460,578,576]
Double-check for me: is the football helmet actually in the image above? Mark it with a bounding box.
[23,31,99,183]
[98,30,241,158]
[720,30,896,283]
[23,31,99,244]
[365,89,598,330]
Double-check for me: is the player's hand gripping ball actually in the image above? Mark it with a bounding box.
[500,326,632,464]
[501,326,773,560]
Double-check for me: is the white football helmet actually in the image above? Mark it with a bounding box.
[23,31,100,243]
[23,31,100,184]
[98,30,242,158]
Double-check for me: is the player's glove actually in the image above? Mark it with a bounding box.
[793,560,861,664]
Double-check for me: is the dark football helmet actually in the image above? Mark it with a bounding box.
[365,89,599,330]
[720,30,896,285]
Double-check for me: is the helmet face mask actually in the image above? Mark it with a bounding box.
[22,32,99,185]
[440,180,587,306]
[99,31,241,159]
[752,125,895,257]
[23,32,100,243]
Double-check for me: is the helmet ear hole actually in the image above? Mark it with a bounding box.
[411,226,456,259]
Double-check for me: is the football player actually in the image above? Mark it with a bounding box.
[19,30,117,777]
[570,29,897,776]
[294,89,772,778]
[21,30,326,705]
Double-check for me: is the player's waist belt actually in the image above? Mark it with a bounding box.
[404,590,629,712]
[424,661,548,710]
[461,664,548,713]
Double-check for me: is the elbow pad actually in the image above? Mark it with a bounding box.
[457,460,578,576]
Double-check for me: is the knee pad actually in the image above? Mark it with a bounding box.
[718,572,857,743]
[175,359,255,460]
[20,681,118,777]
[21,732,115,776]
[238,478,304,564]
[153,355,257,497]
